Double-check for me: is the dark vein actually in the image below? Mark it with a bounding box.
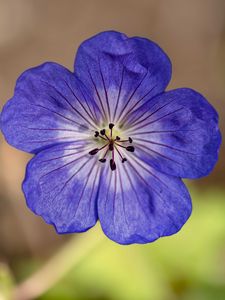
[112,172,117,228]
[98,58,111,120]
[135,138,197,156]
[131,155,171,191]
[131,98,177,128]
[135,144,184,166]
[129,107,185,132]
[87,68,107,120]
[63,80,97,124]
[129,129,199,136]
[118,167,129,227]
[116,70,149,123]
[40,80,96,129]
[104,171,113,211]
[88,166,100,217]
[121,84,157,125]
[25,127,81,133]
[27,136,83,143]
[127,160,165,201]
[30,104,82,127]
[73,160,97,218]
[113,66,125,121]
[40,148,87,163]
[78,84,99,122]
[50,159,91,204]
[39,154,87,180]
[123,164,150,220]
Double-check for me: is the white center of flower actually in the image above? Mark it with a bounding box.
[89,123,135,171]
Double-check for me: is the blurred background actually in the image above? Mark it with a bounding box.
[0,0,225,299]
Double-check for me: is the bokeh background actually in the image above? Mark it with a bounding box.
[0,0,225,299]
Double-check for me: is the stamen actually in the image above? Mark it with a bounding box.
[98,135,107,141]
[100,129,105,135]
[94,130,107,141]
[99,147,109,163]
[89,148,99,155]
[109,123,114,138]
[99,158,106,163]
[126,146,135,152]
[116,137,132,143]
[115,143,135,152]
[115,146,127,163]
[110,159,116,171]
[100,128,110,140]
[90,124,134,170]
[89,144,108,156]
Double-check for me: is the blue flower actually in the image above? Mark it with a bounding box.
[0,31,221,244]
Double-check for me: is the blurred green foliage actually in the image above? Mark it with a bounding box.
[0,264,14,300]
[1,188,225,300]
[41,189,225,300]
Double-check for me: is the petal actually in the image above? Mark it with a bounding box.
[125,88,221,179]
[0,62,101,153]
[22,143,101,233]
[98,157,192,245]
[74,31,171,124]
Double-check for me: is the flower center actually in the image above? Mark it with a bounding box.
[89,123,135,171]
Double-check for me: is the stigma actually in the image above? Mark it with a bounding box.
[89,123,135,171]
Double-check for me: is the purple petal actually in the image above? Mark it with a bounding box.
[22,143,101,233]
[0,62,100,153]
[74,31,171,124]
[98,157,192,245]
[125,88,221,179]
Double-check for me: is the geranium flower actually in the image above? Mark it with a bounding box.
[0,31,221,244]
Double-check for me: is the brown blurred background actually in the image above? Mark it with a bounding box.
[0,1,225,300]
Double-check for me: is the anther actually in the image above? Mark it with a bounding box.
[110,159,116,171]
[126,146,135,152]
[100,129,105,135]
[89,127,134,170]
[99,158,106,163]
[94,131,99,137]
[89,148,99,155]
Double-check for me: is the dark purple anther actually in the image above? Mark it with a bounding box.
[89,148,99,155]
[110,159,116,171]
[100,129,105,135]
[126,146,135,152]
[99,158,106,163]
